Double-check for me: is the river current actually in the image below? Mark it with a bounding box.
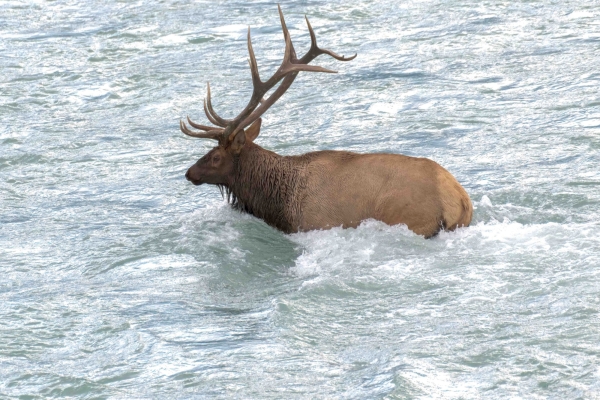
[2,0,600,398]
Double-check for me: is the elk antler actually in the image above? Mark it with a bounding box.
[181,5,356,144]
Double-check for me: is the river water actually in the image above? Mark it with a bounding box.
[2,0,600,398]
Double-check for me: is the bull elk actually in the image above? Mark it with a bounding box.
[181,6,472,238]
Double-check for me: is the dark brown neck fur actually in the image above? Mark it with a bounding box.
[224,142,307,233]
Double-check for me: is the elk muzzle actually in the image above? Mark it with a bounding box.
[185,166,203,185]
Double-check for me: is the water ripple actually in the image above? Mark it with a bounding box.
[2,0,600,398]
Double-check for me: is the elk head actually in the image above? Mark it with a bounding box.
[181,5,355,188]
[184,118,262,186]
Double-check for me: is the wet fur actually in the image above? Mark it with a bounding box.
[225,144,307,233]
[213,141,472,237]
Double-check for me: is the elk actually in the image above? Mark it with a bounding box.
[181,6,472,238]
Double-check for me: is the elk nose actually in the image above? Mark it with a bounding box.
[185,170,191,181]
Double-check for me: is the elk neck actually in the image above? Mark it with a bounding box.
[225,142,307,233]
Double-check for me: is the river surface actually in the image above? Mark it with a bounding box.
[2,0,600,398]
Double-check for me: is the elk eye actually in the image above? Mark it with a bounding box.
[213,155,220,163]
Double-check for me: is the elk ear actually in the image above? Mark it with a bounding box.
[245,118,261,143]
[229,128,246,155]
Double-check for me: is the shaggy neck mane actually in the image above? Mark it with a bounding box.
[222,142,306,233]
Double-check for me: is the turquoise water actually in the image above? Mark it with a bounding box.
[2,1,600,398]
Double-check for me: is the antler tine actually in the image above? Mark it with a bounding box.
[203,99,222,127]
[278,4,297,63]
[187,116,216,131]
[302,15,357,63]
[180,120,223,140]
[247,27,262,87]
[204,82,229,128]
